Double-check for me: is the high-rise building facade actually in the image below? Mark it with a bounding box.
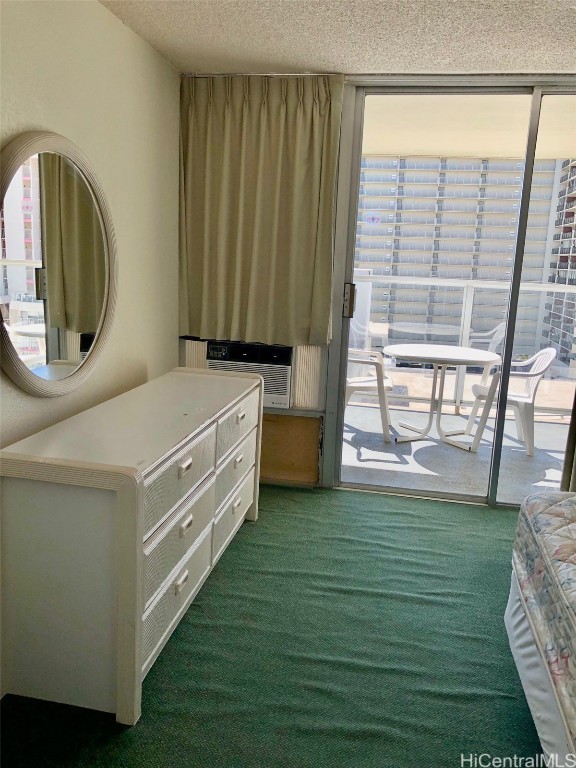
[355,155,573,372]
[0,155,44,327]
[544,159,576,372]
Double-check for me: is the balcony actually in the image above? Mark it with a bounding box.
[361,158,399,170]
[401,159,440,170]
[342,372,570,503]
[345,273,574,501]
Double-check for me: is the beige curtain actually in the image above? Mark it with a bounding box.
[179,75,344,346]
[39,154,105,334]
[561,389,576,491]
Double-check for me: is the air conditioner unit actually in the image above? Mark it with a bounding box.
[182,338,327,411]
[184,339,292,408]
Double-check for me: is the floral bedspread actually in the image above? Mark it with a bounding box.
[513,490,576,748]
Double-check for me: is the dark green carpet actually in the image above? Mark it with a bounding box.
[1,487,540,767]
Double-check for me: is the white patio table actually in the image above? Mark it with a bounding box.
[9,322,46,339]
[8,322,47,356]
[383,343,501,449]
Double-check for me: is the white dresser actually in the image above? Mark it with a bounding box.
[0,368,263,724]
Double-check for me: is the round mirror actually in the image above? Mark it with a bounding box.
[1,132,116,396]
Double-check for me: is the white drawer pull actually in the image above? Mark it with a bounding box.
[233,497,242,511]
[174,570,189,595]
[178,457,193,478]
[236,410,246,424]
[179,513,194,538]
[234,453,244,468]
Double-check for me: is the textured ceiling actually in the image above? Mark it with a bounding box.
[99,0,576,75]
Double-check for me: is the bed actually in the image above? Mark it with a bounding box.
[505,490,576,760]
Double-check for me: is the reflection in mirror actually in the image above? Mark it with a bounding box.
[1,152,105,380]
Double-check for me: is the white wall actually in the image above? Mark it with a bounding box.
[0,0,180,446]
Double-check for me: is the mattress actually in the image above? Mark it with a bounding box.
[512,490,576,750]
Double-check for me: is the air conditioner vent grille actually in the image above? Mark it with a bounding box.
[207,360,291,407]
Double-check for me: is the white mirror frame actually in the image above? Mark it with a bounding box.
[0,131,117,397]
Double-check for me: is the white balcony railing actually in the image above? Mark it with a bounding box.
[354,274,576,411]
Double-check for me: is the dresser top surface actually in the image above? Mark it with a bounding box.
[1,369,259,472]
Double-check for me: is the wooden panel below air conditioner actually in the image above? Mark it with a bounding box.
[260,413,321,486]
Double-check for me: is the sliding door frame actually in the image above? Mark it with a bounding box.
[487,88,542,505]
[323,75,576,506]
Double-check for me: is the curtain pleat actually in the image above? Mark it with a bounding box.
[39,154,105,334]
[179,75,344,346]
[561,388,576,491]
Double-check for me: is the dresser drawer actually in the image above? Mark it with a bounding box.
[142,526,212,672]
[143,426,216,538]
[215,428,257,509]
[216,389,259,462]
[212,468,255,565]
[143,477,215,607]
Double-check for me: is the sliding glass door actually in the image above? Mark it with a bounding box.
[495,95,576,504]
[335,85,576,505]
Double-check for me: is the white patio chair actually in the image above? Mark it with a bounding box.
[345,349,393,443]
[449,370,501,452]
[469,322,506,354]
[464,347,557,456]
